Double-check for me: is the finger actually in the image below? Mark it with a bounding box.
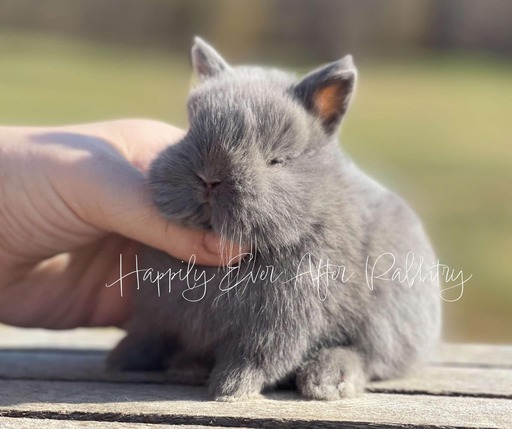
[106,119,186,172]
[58,119,186,173]
[83,160,246,266]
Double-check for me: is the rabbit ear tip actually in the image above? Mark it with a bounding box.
[192,36,208,48]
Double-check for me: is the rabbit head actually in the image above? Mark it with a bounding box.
[149,38,357,254]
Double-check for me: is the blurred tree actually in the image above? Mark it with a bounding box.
[0,0,511,59]
[428,0,512,55]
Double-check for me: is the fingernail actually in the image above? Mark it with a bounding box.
[203,232,250,265]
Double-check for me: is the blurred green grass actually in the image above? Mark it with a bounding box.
[344,57,512,344]
[1,31,510,343]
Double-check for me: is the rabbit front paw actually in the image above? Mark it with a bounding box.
[296,347,366,400]
[209,363,265,401]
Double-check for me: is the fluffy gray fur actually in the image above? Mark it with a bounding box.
[107,37,441,401]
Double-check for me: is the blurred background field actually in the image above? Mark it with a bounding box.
[0,0,510,343]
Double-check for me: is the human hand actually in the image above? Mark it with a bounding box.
[0,119,244,329]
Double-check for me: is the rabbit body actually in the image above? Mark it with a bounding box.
[108,38,441,401]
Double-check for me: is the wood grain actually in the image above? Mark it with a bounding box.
[0,349,511,398]
[0,379,510,428]
[0,418,237,429]
[1,325,511,428]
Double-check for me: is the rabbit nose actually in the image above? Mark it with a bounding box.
[203,180,221,200]
[198,174,221,188]
[204,180,221,189]
[196,173,222,198]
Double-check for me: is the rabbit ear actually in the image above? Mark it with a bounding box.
[293,55,357,134]
[191,37,231,80]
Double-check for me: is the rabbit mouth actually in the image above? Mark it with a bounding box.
[196,201,214,230]
[167,200,214,231]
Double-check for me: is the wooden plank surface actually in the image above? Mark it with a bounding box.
[2,326,511,367]
[0,419,235,429]
[1,379,511,428]
[434,342,512,368]
[0,349,510,398]
[0,350,207,386]
[0,326,124,351]
[0,325,511,428]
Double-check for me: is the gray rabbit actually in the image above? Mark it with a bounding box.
[107,38,441,401]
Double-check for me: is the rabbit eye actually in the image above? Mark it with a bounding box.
[269,158,284,166]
